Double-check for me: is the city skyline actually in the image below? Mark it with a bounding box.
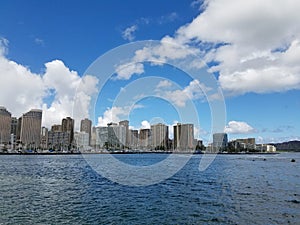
[0,1,299,145]
[0,105,283,151]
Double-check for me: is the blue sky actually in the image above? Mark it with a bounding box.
[0,0,299,144]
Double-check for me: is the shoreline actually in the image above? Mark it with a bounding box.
[0,151,282,155]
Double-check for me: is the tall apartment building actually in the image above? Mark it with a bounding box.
[212,133,228,151]
[151,123,168,149]
[16,117,22,140]
[119,120,129,147]
[107,122,126,149]
[51,124,62,132]
[139,129,151,149]
[40,127,48,150]
[62,117,74,145]
[20,109,42,147]
[74,131,90,151]
[11,117,18,137]
[47,131,70,151]
[0,106,12,144]
[129,129,139,149]
[97,126,108,149]
[173,123,194,151]
[80,118,92,145]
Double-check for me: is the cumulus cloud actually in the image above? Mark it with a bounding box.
[156,80,172,89]
[113,36,200,80]
[176,0,300,95]
[156,79,205,107]
[114,62,144,80]
[0,40,99,129]
[224,121,256,134]
[97,105,143,127]
[97,106,130,127]
[0,49,46,117]
[122,25,138,41]
[116,0,300,95]
[140,120,151,129]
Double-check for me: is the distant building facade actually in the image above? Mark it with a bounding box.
[40,127,48,150]
[107,122,126,149]
[80,118,92,145]
[51,124,62,132]
[151,123,168,150]
[47,131,70,151]
[212,133,228,152]
[97,127,108,149]
[119,120,129,147]
[74,131,90,151]
[20,109,42,147]
[129,129,139,149]
[139,129,151,149]
[173,123,194,151]
[10,117,18,137]
[0,106,12,144]
[61,117,74,145]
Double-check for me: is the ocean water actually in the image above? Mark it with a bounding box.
[0,153,299,225]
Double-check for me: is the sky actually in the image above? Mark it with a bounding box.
[0,0,299,144]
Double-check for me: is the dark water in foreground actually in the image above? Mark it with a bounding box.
[0,153,299,225]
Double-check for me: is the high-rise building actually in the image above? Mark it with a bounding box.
[173,123,194,151]
[20,109,42,147]
[80,118,92,145]
[40,127,48,150]
[236,138,255,145]
[51,124,62,132]
[139,129,151,149]
[129,129,139,149]
[107,122,126,149]
[74,131,90,151]
[62,117,74,145]
[0,106,12,144]
[119,120,129,147]
[47,131,70,151]
[90,126,97,148]
[11,117,18,136]
[213,133,228,151]
[97,126,108,149]
[16,117,22,141]
[151,123,168,149]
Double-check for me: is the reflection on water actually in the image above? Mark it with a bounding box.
[0,153,299,224]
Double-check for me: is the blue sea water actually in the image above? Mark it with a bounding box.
[0,153,299,224]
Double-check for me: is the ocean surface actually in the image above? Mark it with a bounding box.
[0,153,299,225]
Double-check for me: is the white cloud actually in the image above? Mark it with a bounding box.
[156,80,172,89]
[0,50,46,117]
[0,37,9,55]
[122,25,138,41]
[113,36,200,80]
[97,106,130,127]
[224,121,256,134]
[175,0,300,95]
[191,0,209,11]
[140,120,150,129]
[156,79,204,107]
[0,41,98,130]
[97,105,143,127]
[114,62,144,80]
[117,0,300,95]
